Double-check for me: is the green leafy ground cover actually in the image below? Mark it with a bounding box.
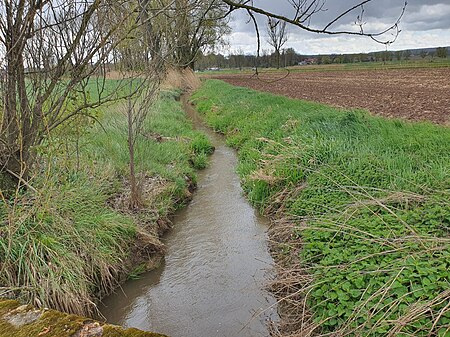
[0,88,212,316]
[192,80,450,336]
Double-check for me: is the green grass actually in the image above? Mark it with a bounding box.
[288,58,450,72]
[84,90,212,190]
[0,88,212,316]
[192,80,450,336]
[200,58,450,76]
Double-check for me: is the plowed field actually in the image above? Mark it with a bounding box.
[212,68,450,125]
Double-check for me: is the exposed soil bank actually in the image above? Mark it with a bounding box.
[100,96,279,337]
[0,299,166,337]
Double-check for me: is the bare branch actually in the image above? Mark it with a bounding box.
[222,0,407,44]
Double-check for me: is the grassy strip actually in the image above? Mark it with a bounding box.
[192,80,450,336]
[200,58,450,75]
[286,58,450,72]
[200,59,450,77]
[0,89,212,316]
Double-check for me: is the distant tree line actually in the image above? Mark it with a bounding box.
[436,47,448,58]
[197,47,307,70]
[196,47,449,70]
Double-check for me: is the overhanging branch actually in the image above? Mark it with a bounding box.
[222,0,407,44]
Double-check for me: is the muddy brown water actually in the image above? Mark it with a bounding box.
[100,96,279,337]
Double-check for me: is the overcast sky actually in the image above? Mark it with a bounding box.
[223,0,450,55]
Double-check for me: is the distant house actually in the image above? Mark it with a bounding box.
[298,58,317,66]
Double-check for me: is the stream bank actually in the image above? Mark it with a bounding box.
[100,95,279,336]
[190,80,450,336]
[0,90,212,317]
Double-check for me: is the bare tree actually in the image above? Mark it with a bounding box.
[166,0,231,69]
[436,47,448,58]
[103,0,174,209]
[0,0,175,187]
[0,1,141,183]
[267,17,288,69]
[124,76,161,209]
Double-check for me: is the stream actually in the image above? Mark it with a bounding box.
[100,96,279,337]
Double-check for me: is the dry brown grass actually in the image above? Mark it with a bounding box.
[162,67,201,91]
[268,218,318,337]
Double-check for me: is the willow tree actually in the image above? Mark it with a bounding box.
[167,0,231,69]
[0,1,139,184]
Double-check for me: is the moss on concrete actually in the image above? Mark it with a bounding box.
[102,326,166,337]
[0,300,167,337]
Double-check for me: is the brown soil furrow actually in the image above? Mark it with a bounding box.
[212,68,450,125]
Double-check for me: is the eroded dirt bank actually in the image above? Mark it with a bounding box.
[212,68,450,125]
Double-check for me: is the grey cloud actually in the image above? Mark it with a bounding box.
[230,0,450,34]
[226,0,450,55]
[407,19,450,30]
[403,2,450,30]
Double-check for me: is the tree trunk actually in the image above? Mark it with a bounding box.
[127,97,141,209]
[1,22,32,181]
